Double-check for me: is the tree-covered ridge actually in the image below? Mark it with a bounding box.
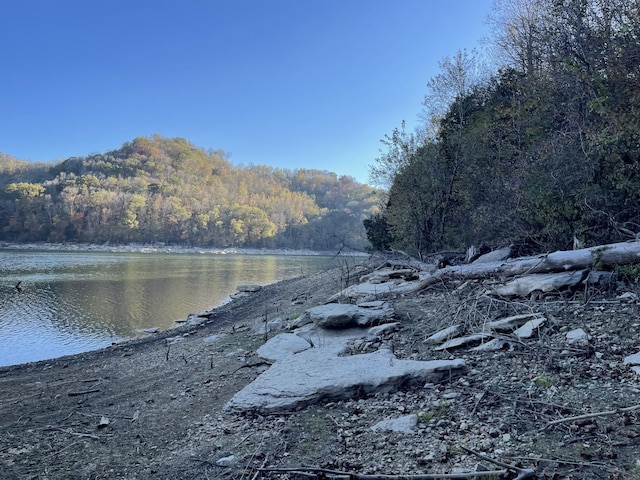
[368,0,640,258]
[0,135,383,250]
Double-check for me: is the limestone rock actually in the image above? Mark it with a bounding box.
[224,341,465,413]
[514,316,546,338]
[256,333,312,362]
[434,333,491,351]
[470,338,507,351]
[252,317,286,335]
[327,273,429,303]
[371,414,418,434]
[368,322,400,339]
[486,313,544,332]
[624,352,640,365]
[566,328,590,346]
[425,325,463,344]
[305,302,394,329]
[215,455,235,467]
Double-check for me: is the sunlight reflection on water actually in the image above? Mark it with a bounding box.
[0,250,349,367]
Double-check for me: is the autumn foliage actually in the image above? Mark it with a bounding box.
[0,136,383,250]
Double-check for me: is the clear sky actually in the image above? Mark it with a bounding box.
[1,0,493,185]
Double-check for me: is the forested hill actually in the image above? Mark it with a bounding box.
[0,135,383,250]
[367,0,640,258]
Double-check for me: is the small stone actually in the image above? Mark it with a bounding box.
[216,455,235,467]
[237,284,262,292]
[617,292,638,302]
[97,416,110,428]
[371,414,418,434]
[203,334,222,343]
[624,352,640,365]
[566,328,590,345]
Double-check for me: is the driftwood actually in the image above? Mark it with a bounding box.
[414,240,640,293]
[492,270,588,297]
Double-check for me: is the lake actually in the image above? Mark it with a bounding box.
[0,249,353,367]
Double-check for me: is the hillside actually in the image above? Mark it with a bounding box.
[0,135,383,251]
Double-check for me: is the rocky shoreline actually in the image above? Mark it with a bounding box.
[1,257,640,479]
[0,241,367,257]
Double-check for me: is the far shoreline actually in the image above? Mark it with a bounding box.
[0,241,369,257]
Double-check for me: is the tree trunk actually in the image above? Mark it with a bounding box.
[414,239,640,292]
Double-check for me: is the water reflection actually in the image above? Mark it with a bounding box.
[0,251,348,367]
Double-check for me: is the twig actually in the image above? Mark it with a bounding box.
[47,378,101,387]
[67,389,100,397]
[46,427,101,439]
[250,454,269,480]
[543,404,640,431]
[471,389,486,414]
[461,446,536,479]
[234,431,256,448]
[240,433,267,480]
[512,454,612,469]
[40,441,80,461]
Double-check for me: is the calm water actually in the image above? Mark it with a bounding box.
[0,250,347,367]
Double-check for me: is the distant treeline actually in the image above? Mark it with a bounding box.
[0,135,383,250]
[367,0,640,258]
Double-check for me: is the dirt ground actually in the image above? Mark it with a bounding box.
[1,259,640,479]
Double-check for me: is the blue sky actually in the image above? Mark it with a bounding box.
[1,0,493,185]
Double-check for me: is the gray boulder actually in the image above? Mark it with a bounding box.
[302,302,394,329]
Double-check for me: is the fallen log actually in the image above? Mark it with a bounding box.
[492,270,588,297]
[332,240,640,302]
[414,239,640,292]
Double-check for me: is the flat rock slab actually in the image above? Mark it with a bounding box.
[225,344,465,413]
[425,325,463,344]
[486,313,544,332]
[293,302,394,329]
[434,333,492,351]
[327,274,429,303]
[256,333,312,362]
[514,317,546,338]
